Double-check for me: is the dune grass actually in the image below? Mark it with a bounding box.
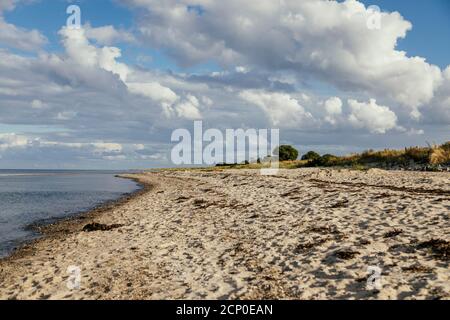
[293,142,450,170]
[217,142,450,171]
[151,142,449,172]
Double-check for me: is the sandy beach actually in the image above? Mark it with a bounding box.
[0,168,449,300]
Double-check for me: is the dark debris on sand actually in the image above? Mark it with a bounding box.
[417,239,450,261]
[334,250,360,260]
[383,229,403,238]
[310,225,341,235]
[294,238,329,253]
[329,199,349,209]
[402,264,433,273]
[82,223,124,232]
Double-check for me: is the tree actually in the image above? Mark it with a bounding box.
[275,145,299,161]
[301,151,321,161]
[315,154,338,166]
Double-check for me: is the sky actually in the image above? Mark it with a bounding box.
[0,0,449,169]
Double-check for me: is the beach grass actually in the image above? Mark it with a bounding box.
[299,142,450,169]
[217,141,450,171]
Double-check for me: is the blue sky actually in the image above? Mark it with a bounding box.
[0,0,449,169]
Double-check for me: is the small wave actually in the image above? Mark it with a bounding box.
[0,173,54,177]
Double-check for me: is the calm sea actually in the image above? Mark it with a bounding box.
[0,170,141,258]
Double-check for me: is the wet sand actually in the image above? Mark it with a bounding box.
[0,168,449,300]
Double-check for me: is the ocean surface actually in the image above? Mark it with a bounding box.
[0,170,141,258]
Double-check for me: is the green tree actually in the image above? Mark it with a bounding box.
[316,154,338,166]
[301,151,321,161]
[275,145,299,161]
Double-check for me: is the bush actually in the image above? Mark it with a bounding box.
[309,154,339,166]
[275,145,299,161]
[429,142,450,165]
[298,142,450,168]
[404,147,430,163]
[318,154,339,166]
[301,151,321,161]
[440,141,450,152]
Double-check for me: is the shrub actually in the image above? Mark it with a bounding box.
[404,147,430,163]
[301,151,321,161]
[292,142,450,168]
[275,145,299,161]
[429,142,450,165]
[309,154,339,166]
[440,141,450,152]
[319,154,339,166]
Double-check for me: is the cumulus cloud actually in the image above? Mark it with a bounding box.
[240,90,312,127]
[126,82,178,106]
[173,94,202,120]
[323,96,343,125]
[58,26,205,120]
[59,26,130,82]
[84,24,136,45]
[127,0,443,115]
[348,99,398,134]
[325,97,343,115]
[425,66,450,124]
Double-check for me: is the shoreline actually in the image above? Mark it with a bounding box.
[0,168,448,300]
[0,174,152,264]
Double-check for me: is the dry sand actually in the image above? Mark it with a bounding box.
[0,168,449,300]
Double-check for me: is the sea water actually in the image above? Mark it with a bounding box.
[0,170,140,258]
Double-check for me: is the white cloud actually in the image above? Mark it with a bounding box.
[0,133,127,156]
[0,2,47,51]
[201,96,213,107]
[300,93,311,102]
[324,97,343,115]
[240,90,312,127]
[0,133,29,150]
[133,143,145,151]
[56,111,77,121]
[58,26,206,120]
[348,98,398,134]
[173,94,202,120]
[235,66,249,74]
[85,24,136,46]
[323,97,343,125]
[126,82,178,105]
[59,26,130,81]
[426,65,450,124]
[91,142,123,154]
[128,0,443,115]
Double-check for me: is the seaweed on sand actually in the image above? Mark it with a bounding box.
[334,250,360,260]
[82,223,123,232]
[383,229,403,238]
[417,239,450,261]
